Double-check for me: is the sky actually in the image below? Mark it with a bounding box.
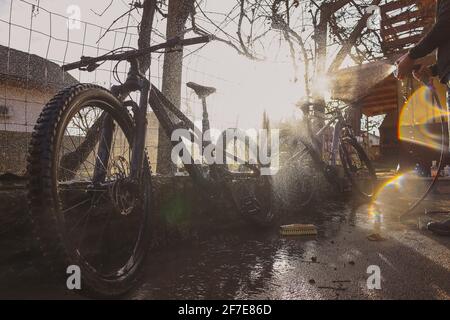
[0,0,331,130]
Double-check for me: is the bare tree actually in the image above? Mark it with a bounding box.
[71,0,387,171]
[190,0,384,148]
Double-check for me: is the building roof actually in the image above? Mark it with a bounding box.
[330,59,399,117]
[0,45,78,91]
[330,59,396,102]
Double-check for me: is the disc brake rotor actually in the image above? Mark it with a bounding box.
[108,156,138,216]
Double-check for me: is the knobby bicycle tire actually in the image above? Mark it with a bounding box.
[27,83,152,297]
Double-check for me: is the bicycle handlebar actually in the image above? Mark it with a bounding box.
[62,35,212,72]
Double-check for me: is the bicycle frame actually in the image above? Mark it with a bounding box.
[61,35,210,184]
[61,34,264,187]
[305,109,347,166]
[92,57,205,185]
[148,85,260,182]
[92,58,257,189]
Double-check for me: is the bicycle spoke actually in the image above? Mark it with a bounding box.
[67,206,93,236]
[61,198,91,215]
[64,128,93,180]
[76,192,109,252]
[95,210,115,273]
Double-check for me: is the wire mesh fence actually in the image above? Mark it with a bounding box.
[0,0,234,175]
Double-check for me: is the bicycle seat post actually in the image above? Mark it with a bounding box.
[201,97,211,151]
[186,82,216,152]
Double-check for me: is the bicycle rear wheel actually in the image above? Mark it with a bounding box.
[221,129,275,227]
[274,142,317,211]
[27,84,152,297]
[230,175,274,227]
[286,159,316,208]
[339,136,377,200]
[298,138,341,189]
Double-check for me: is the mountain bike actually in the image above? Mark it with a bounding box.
[284,102,377,202]
[27,35,273,297]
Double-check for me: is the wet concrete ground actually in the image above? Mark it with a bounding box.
[1,199,450,300]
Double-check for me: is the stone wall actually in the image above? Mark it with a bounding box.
[0,174,242,248]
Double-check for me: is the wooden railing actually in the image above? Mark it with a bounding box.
[380,0,436,56]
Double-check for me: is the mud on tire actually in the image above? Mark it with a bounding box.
[27,84,152,297]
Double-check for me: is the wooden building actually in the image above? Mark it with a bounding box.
[331,0,448,173]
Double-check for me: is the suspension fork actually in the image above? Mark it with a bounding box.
[93,58,150,183]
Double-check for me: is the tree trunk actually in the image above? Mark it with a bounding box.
[138,0,157,74]
[312,0,351,153]
[312,6,330,152]
[156,0,194,175]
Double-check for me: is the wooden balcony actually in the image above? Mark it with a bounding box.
[380,0,436,56]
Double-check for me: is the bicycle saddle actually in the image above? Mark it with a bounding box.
[187,82,216,99]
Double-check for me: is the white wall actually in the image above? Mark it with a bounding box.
[0,83,52,132]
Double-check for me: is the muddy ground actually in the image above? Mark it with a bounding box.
[1,192,450,299]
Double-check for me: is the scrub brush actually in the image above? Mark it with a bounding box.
[280,224,318,236]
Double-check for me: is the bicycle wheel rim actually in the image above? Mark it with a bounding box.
[52,99,148,282]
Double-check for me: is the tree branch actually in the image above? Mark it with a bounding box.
[327,0,381,73]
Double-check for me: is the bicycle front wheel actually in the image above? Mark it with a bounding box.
[339,136,377,200]
[27,84,152,297]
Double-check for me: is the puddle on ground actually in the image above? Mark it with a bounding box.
[130,201,352,299]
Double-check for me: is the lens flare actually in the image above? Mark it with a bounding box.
[367,83,448,228]
[369,170,435,224]
[398,85,448,151]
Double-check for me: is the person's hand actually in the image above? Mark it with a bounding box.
[395,53,415,80]
[412,65,433,85]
